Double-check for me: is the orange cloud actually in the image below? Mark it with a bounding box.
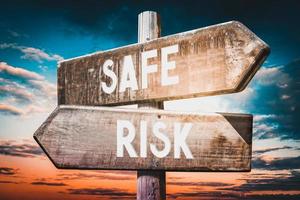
[0,104,23,115]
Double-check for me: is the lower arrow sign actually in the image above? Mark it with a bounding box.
[34,105,252,171]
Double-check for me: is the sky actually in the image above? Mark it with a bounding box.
[0,0,300,199]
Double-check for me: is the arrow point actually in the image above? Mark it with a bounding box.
[226,20,270,93]
[33,134,62,169]
[222,113,253,145]
[33,107,64,169]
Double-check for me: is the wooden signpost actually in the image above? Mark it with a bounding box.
[136,12,165,200]
[34,11,270,200]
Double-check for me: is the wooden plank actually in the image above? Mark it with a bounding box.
[58,21,269,106]
[34,105,252,171]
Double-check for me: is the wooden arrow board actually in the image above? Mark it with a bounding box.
[34,105,252,171]
[58,21,269,106]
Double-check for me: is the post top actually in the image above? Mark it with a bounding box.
[138,10,161,43]
[138,10,158,15]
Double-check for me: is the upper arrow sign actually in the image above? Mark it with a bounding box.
[58,21,269,106]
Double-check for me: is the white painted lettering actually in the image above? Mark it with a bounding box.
[119,55,138,92]
[117,120,138,158]
[161,44,179,86]
[101,59,117,94]
[141,49,158,89]
[150,121,171,158]
[174,122,193,159]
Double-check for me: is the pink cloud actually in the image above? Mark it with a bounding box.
[0,62,57,116]
[0,85,34,101]
[29,80,56,98]
[0,62,43,80]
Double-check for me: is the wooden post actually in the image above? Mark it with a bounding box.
[137,11,166,200]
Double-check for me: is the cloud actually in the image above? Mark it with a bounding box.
[254,66,290,86]
[253,114,277,122]
[67,187,135,198]
[0,43,17,49]
[56,171,134,181]
[0,180,20,184]
[167,169,300,199]
[167,181,233,187]
[20,47,63,63]
[0,104,23,115]
[281,94,290,100]
[31,181,67,186]
[38,65,48,71]
[166,170,300,199]
[0,85,33,102]
[0,167,18,175]
[168,191,241,199]
[247,59,300,140]
[0,43,63,63]
[0,140,44,158]
[220,171,300,193]
[253,146,293,155]
[28,79,56,98]
[169,192,300,200]
[253,122,279,139]
[0,62,56,116]
[252,156,300,170]
[244,194,300,200]
[0,62,43,80]
[0,103,50,116]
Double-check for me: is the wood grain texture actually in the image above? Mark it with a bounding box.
[58,21,269,106]
[137,11,165,200]
[137,170,165,200]
[34,105,252,171]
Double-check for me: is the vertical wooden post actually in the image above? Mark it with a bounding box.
[137,11,166,200]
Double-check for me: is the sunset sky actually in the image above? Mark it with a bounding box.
[1,0,300,199]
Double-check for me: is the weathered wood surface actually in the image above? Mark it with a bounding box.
[58,21,269,106]
[137,170,165,200]
[34,105,252,171]
[137,11,165,200]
